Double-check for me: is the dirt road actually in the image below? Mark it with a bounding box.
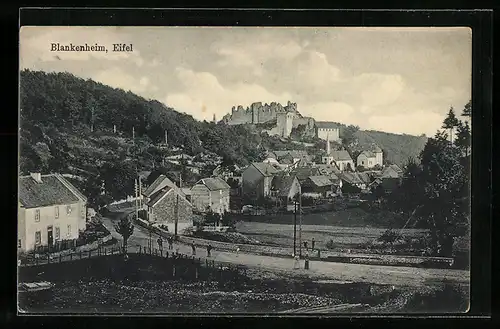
[102,214,469,288]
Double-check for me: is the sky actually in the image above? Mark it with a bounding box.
[20,26,472,136]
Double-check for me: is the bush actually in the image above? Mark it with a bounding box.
[325,239,336,250]
[377,229,403,245]
[403,283,468,312]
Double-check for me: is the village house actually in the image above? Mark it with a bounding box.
[322,150,355,172]
[302,175,336,198]
[142,174,193,232]
[315,122,341,142]
[18,173,88,252]
[340,172,367,191]
[190,177,231,215]
[289,166,322,184]
[241,162,281,198]
[270,174,301,210]
[357,146,384,169]
[368,164,404,194]
[267,150,311,166]
[357,151,377,169]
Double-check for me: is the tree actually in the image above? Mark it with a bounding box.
[204,210,221,227]
[442,107,460,143]
[461,100,471,118]
[417,131,469,255]
[101,161,137,201]
[114,217,134,254]
[341,125,359,146]
[455,120,471,157]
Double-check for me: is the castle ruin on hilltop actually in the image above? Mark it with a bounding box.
[221,101,316,138]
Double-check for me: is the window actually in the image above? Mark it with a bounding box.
[55,227,60,240]
[67,225,72,237]
[18,239,21,248]
[66,205,72,215]
[35,231,41,245]
[55,206,59,219]
[35,209,40,222]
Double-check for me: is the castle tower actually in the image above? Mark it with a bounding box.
[213,113,217,123]
[277,112,295,138]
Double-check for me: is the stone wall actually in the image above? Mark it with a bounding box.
[223,101,299,125]
[151,191,192,225]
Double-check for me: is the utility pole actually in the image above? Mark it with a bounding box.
[138,177,142,209]
[174,172,180,239]
[293,197,297,256]
[299,192,302,258]
[134,179,139,221]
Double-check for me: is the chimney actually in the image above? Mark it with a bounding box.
[30,173,42,183]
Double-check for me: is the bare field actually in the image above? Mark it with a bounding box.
[235,221,428,251]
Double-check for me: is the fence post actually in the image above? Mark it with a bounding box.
[59,254,62,263]
[139,245,142,254]
[89,250,92,258]
[47,253,50,264]
[160,249,163,257]
[80,250,82,259]
[70,253,73,261]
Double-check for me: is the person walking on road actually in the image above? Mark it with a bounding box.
[207,244,212,257]
[293,254,300,269]
[157,237,163,250]
[191,243,196,256]
[303,241,308,251]
[311,238,315,251]
[168,237,173,250]
[236,246,240,257]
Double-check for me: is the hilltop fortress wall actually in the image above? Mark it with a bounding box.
[222,101,318,138]
[223,101,299,125]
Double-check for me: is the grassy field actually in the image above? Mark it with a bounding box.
[235,221,428,251]
[235,208,407,228]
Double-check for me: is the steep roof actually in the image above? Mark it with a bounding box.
[357,172,373,184]
[272,175,299,197]
[358,150,376,159]
[328,150,353,162]
[147,186,192,207]
[389,164,403,174]
[147,187,172,207]
[307,175,334,187]
[315,164,341,176]
[197,177,230,191]
[381,166,401,178]
[290,167,321,181]
[143,174,177,198]
[19,174,85,209]
[315,122,341,129]
[340,172,364,185]
[371,145,382,153]
[251,162,281,177]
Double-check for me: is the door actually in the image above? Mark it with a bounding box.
[47,226,54,247]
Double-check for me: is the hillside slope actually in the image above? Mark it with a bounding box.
[355,130,427,166]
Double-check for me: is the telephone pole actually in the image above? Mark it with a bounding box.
[293,197,297,256]
[299,192,303,258]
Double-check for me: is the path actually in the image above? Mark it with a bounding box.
[101,214,469,288]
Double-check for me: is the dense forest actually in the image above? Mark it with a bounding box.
[19,70,314,207]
